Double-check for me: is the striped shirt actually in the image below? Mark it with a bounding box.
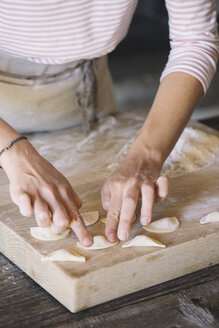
[0,0,218,93]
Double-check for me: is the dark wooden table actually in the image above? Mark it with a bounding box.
[0,117,219,328]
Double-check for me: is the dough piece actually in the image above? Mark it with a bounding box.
[81,211,99,226]
[41,249,86,262]
[77,235,119,250]
[143,217,179,233]
[30,226,71,241]
[122,235,166,248]
[101,213,136,224]
[200,212,219,224]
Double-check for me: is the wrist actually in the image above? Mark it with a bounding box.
[0,138,31,173]
[127,138,165,170]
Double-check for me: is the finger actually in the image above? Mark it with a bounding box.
[140,183,155,225]
[69,186,82,209]
[15,192,33,217]
[59,186,83,224]
[101,182,111,211]
[105,193,122,243]
[117,188,139,241]
[70,211,93,247]
[155,176,169,203]
[40,185,70,234]
[59,186,93,246]
[51,204,70,234]
[59,184,82,213]
[34,195,51,228]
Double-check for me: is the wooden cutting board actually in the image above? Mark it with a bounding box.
[0,119,219,313]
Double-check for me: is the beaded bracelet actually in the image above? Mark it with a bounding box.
[0,136,27,157]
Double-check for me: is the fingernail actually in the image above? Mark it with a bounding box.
[159,193,165,199]
[141,217,150,225]
[83,237,93,247]
[118,231,128,241]
[108,233,116,243]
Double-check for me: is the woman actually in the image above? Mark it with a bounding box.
[0,0,218,246]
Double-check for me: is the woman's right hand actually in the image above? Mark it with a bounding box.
[0,138,93,247]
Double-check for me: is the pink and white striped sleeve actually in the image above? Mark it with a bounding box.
[161,0,219,94]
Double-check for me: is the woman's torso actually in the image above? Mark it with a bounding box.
[0,0,137,64]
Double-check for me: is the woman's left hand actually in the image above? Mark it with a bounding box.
[101,148,168,243]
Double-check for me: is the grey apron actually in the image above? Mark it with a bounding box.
[0,51,118,133]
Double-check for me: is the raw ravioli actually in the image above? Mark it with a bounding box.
[143,217,179,233]
[30,226,71,241]
[41,249,86,262]
[122,235,166,248]
[81,211,99,226]
[200,212,219,224]
[77,235,119,250]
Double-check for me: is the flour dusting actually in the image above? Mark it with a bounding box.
[107,127,219,178]
[28,111,219,181]
[162,127,219,177]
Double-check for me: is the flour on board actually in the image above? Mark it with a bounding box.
[29,113,219,180]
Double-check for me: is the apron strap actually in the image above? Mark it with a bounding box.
[75,59,98,133]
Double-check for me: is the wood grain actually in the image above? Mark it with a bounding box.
[1,144,219,312]
[0,114,218,325]
[0,252,219,328]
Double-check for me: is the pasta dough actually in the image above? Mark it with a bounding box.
[101,213,136,224]
[77,235,119,250]
[200,211,219,224]
[31,211,99,241]
[30,226,71,241]
[143,217,179,233]
[81,211,99,226]
[41,249,86,262]
[122,235,166,248]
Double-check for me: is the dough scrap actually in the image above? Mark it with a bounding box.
[122,235,166,248]
[77,235,119,250]
[200,212,219,224]
[81,211,99,226]
[143,217,179,233]
[101,213,136,224]
[30,226,71,241]
[41,249,86,262]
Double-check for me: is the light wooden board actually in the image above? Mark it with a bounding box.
[0,119,219,312]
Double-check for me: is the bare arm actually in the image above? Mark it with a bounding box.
[133,72,203,163]
[102,71,203,242]
[0,118,93,246]
[102,0,218,243]
[0,118,22,154]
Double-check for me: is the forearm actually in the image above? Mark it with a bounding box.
[129,72,203,165]
[0,118,21,146]
[0,120,92,245]
[0,118,26,169]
